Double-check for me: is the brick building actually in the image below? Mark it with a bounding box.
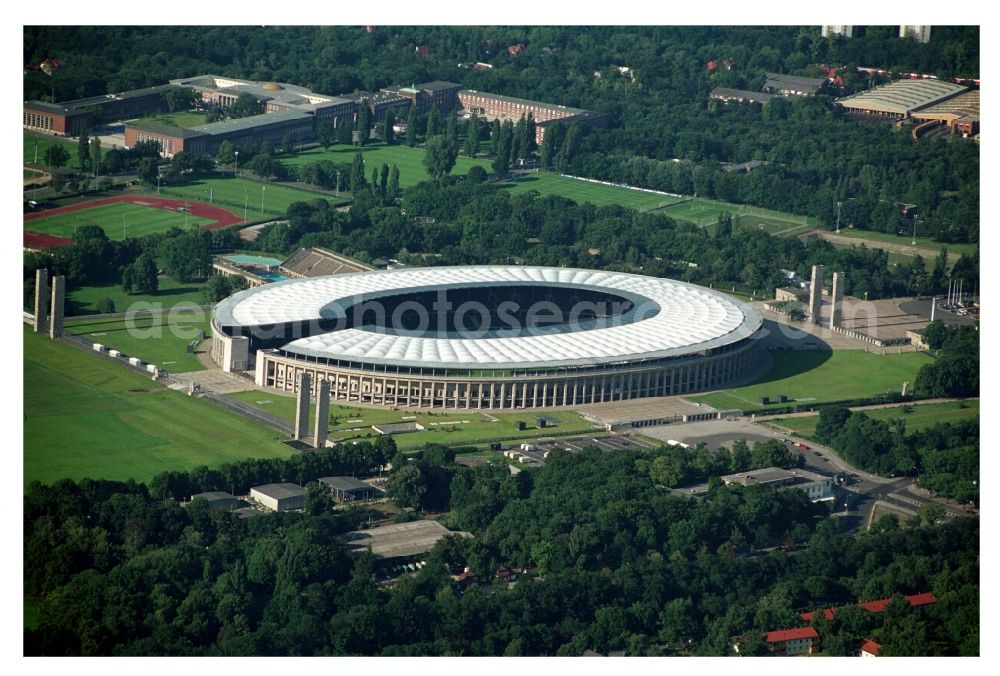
[764,627,819,655]
[457,90,608,143]
[23,85,176,137]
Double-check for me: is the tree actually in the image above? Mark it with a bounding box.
[229,93,263,119]
[512,116,528,165]
[464,113,480,157]
[44,144,70,170]
[815,406,852,444]
[96,297,115,314]
[426,106,441,139]
[387,464,427,510]
[122,253,158,295]
[492,120,513,177]
[386,165,400,202]
[305,481,336,515]
[380,110,395,145]
[405,104,418,147]
[77,128,91,171]
[356,104,372,147]
[317,121,335,151]
[164,87,196,114]
[217,140,236,167]
[89,135,102,177]
[336,119,354,145]
[137,157,158,185]
[350,152,366,194]
[423,135,459,180]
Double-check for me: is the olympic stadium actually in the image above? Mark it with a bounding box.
[211,266,764,409]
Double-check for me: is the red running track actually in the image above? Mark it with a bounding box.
[24,195,244,249]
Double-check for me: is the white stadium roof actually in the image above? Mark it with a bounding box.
[213,266,762,370]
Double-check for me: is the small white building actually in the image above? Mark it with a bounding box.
[250,483,307,511]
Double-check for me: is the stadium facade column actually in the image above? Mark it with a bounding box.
[809,265,824,325]
[831,272,845,327]
[294,372,311,440]
[313,379,330,448]
[49,275,65,339]
[34,268,49,334]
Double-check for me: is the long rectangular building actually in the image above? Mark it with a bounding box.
[24,85,177,137]
[458,89,608,143]
[836,79,968,119]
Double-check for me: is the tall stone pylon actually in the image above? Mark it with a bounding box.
[34,269,49,333]
[314,379,330,448]
[49,275,65,339]
[294,372,311,440]
[831,271,845,327]
[808,265,824,325]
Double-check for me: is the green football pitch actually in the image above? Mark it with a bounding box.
[663,197,817,231]
[502,173,685,211]
[159,176,335,217]
[66,311,211,374]
[24,202,213,240]
[281,142,494,189]
[689,348,934,412]
[23,325,292,486]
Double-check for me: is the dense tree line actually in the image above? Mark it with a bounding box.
[913,322,979,398]
[24,445,978,655]
[814,405,978,503]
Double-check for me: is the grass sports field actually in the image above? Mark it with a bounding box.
[663,197,817,232]
[135,110,209,129]
[23,326,292,486]
[827,228,978,258]
[227,391,597,449]
[24,201,213,240]
[23,131,75,166]
[281,142,493,189]
[689,348,934,412]
[768,399,979,438]
[66,276,205,316]
[66,311,210,373]
[502,173,684,211]
[160,175,334,217]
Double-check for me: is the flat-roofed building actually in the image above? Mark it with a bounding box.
[250,483,307,511]
[24,85,177,137]
[763,73,825,97]
[836,79,967,120]
[710,88,775,105]
[319,476,384,501]
[189,491,241,511]
[458,89,608,143]
[339,520,472,560]
[721,467,834,503]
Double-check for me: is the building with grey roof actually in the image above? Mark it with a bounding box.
[24,84,178,137]
[721,467,834,502]
[710,88,775,105]
[250,483,307,511]
[763,73,825,96]
[318,476,384,501]
[339,520,472,560]
[189,491,241,510]
[836,79,968,119]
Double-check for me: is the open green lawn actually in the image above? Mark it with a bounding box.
[281,142,494,189]
[227,391,598,449]
[66,276,206,316]
[25,202,213,240]
[66,312,210,373]
[831,228,978,258]
[770,399,980,438]
[159,175,333,217]
[24,326,293,486]
[134,110,209,129]
[664,197,817,229]
[689,348,934,412]
[501,173,684,211]
[23,131,76,166]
